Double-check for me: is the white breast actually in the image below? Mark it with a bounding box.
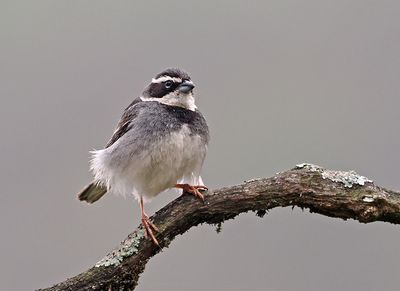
[91,124,207,202]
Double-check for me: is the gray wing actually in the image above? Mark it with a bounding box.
[105,98,142,148]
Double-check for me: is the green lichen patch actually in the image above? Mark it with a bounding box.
[95,228,145,267]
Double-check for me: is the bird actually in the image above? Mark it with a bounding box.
[77,68,209,245]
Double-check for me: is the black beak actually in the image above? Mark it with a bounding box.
[178,81,195,93]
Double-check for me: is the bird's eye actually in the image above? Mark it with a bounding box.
[164,80,173,89]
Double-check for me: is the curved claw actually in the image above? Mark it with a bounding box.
[142,215,159,246]
[192,188,205,201]
[193,185,208,191]
[175,184,208,202]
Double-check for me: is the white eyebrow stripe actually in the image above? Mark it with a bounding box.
[151,76,183,83]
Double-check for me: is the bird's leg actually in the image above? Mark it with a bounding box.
[175,184,208,202]
[139,196,159,246]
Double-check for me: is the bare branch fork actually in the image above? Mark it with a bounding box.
[39,164,400,291]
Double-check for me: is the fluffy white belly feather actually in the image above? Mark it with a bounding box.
[90,124,206,202]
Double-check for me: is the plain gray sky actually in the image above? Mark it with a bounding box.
[1,1,400,290]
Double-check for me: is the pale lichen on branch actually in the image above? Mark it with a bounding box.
[296,163,373,188]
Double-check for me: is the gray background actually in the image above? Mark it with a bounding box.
[1,1,400,290]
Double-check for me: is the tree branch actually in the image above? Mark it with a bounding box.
[39,164,400,291]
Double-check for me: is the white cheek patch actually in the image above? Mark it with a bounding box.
[141,92,197,111]
[151,76,182,84]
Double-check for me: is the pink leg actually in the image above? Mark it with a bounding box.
[139,196,159,246]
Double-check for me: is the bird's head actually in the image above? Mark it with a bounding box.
[140,68,197,111]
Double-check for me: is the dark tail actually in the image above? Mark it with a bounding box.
[77,182,107,203]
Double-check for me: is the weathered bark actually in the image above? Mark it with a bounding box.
[39,164,400,291]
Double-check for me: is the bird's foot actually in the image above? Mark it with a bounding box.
[141,214,159,246]
[175,184,208,202]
